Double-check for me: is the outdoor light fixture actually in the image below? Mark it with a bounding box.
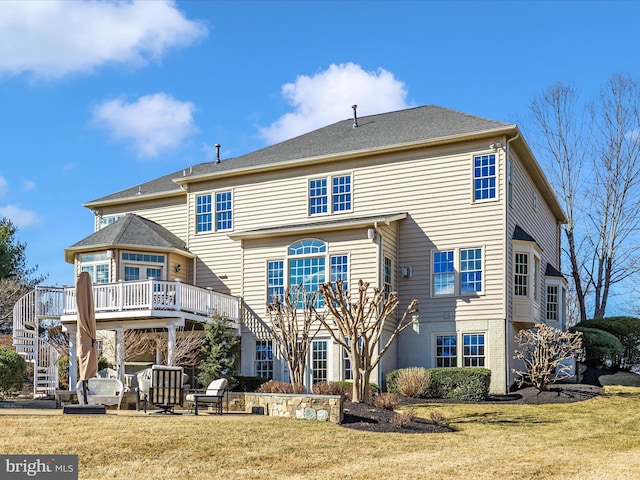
[174,264,181,273]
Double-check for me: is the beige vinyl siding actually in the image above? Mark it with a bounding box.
[509,149,561,322]
[97,197,188,241]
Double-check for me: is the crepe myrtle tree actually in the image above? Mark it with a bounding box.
[319,279,419,404]
[267,284,323,391]
[513,323,583,392]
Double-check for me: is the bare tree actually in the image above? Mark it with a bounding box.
[98,327,204,368]
[529,73,640,321]
[513,323,583,392]
[529,81,591,323]
[267,285,323,390]
[589,73,640,319]
[151,326,204,368]
[319,279,418,403]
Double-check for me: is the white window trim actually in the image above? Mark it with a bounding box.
[433,332,458,368]
[512,242,542,302]
[471,152,499,204]
[265,241,350,312]
[308,338,332,385]
[307,171,354,217]
[98,214,124,231]
[431,246,485,297]
[545,277,567,328]
[195,189,234,234]
[462,332,487,367]
[120,252,166,281]
[254,338,274,379]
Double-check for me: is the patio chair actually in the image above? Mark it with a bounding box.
[147,365,184,414]
[185,378,228,415]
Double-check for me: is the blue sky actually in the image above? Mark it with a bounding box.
[1,0,639,293]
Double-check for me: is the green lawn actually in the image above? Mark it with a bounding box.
[1,382,639,479]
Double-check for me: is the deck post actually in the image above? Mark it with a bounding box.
[167,324,176,365]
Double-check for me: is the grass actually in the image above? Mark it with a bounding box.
[2,384,640,479]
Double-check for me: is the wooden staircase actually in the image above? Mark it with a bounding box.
[12,287,64,397]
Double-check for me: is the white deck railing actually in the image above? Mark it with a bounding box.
[63,279,240,321]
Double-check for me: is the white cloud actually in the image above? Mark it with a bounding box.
[260,63,412,144]
[0,205,39,228]
[92,93,198,158]
[0,0,207,79]
[22,179,36,191]
[0,176,7,197]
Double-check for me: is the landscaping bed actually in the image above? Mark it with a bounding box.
[341,373,605,434]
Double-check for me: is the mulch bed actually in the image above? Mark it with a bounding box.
[341,368,606,434]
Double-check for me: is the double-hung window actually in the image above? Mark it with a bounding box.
[473,153,496,201]
[546,285,559,321]
[196,191,233,233]
[216,191,233,231]
[432,247,483,296]
[463,333,485,367]
[436,335,457,367]
[383,256,393,299]
[267,260,285,304]
[433,250,455,296]
[308,173,352,215]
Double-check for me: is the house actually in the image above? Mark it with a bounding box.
[13,105,566,396]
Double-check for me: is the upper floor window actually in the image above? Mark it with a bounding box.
[196,194,212,232]
[197,191,233,233]
[473,154,496,201]
[546,284,559,322]
[98,215,123,231]
[267,260,284,304]
[80,253,110,284]
[121,252,165,281]
[267,239,349,309]
[383,256,393,299]
[308,174,352,215]
[514,253,529,297]
[432,247,483,296]
[216,191,233,231]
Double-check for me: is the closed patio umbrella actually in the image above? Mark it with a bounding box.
[76,271,98,404]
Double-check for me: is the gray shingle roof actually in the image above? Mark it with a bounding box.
[66,214,189,253]
[86,105,512,205]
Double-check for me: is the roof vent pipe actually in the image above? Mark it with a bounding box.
[352,105,358,128]
[215,144,221,164]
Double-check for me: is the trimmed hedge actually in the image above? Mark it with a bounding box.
[386,367,491,401]
[575,317,640,370]
[570,326,624,368]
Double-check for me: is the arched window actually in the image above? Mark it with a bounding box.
[266,239,348,309]
[288,240,327,307]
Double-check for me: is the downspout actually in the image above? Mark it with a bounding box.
[504,132,520,393]
[373,221,383,389]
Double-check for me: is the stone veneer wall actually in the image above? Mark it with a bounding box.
[224,392,343,424]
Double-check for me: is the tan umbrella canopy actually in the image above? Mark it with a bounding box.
[76,271,98,402]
